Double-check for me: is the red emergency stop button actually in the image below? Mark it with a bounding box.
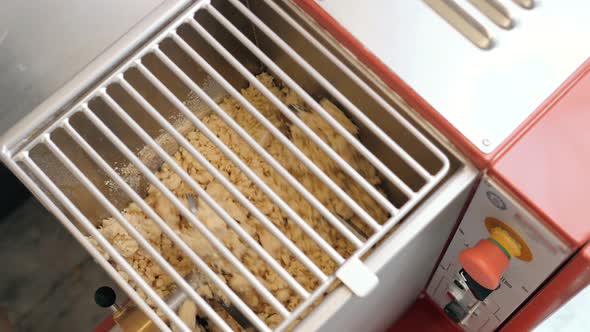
[459,239,510,289]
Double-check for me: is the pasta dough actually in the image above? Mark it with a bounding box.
[92,73,388,330]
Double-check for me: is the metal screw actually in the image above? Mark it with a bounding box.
[482,138,491,146]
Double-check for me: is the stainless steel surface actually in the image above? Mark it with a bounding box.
[315,0,590,152]
[0,197,123,332]
[0,0,170,135]
[0,0,461,330]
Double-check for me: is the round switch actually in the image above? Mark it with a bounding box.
[459,239,509,289]
[459,219,532,290]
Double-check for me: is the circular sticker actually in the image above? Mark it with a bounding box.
[486,191,507,210]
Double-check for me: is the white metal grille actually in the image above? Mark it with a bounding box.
[2,1,450,331]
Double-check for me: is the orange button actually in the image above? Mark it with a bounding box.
[459,239,510,289]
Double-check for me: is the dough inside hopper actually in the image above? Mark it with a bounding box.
[90,72,389,331]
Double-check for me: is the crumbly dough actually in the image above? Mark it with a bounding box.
[174,300,200,332]
[92,73,388,331]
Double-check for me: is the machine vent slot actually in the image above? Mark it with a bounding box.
[468,0,513,29]
[512,0,534,9]
[425,0,494,49]
[425,0,535,49]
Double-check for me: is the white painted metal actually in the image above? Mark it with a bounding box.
[0,0,450,330]
[335,257,379,297]
[315,0,590,152]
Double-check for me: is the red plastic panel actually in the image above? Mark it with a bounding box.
[94,315,116,332]
[492,59,590,247]
[501,244,590,331]
[389,296,461,332]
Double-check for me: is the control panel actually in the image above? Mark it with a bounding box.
[426,178,571,331]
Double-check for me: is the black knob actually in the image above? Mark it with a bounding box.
[95,286,117,308]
